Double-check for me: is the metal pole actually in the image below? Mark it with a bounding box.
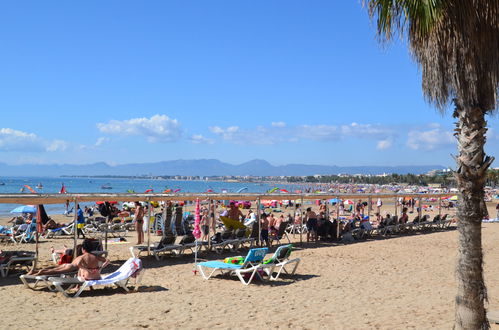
[73,197,78,259]
[147,197,152,256]
[208,199,213,251]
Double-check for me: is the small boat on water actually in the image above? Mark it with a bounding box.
[101,183,112,190]
[0,182,5,186]
[36,183,43,189]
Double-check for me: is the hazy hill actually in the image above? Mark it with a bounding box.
[0,159,445,177]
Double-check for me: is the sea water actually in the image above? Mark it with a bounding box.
[0,176,298,216]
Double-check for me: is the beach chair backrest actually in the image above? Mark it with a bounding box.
[276,223,286,238]
[265,244,292,264]
[249,222,259,238]
[242,248,268,266]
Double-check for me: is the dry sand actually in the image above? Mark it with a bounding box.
[1,204,499,329]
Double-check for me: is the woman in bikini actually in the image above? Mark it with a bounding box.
[134,201,145,245]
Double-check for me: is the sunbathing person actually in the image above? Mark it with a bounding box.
[28,240,109,280]
[42,218,65,233]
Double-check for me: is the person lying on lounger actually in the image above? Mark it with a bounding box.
[28,240,109,280]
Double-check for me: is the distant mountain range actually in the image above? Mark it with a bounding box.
[0,159,446,177]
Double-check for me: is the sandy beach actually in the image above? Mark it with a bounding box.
[1,203,499,329]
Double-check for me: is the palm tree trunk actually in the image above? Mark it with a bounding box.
[453,102,494,329]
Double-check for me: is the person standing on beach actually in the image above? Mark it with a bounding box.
[76,205,86,238]
[496,203,499,220]
[134,201,145,245]
[306,207,318,243]
[376,198,383,214]
[260,213,269,247]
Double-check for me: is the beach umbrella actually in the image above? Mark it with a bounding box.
[343,200,354,205]
[144,189,153,193]
[280,189,289,193]
[192,198,201,275]
[10,205,37,214]
[329,198,340,204]
[173,188,181,193]
[268,187,279,193]
[450,195,458,201]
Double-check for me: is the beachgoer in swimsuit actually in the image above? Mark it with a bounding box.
[306,207,318,243]
[260,213,269,247]
[228,202,244,222]
[28,240,108,279]
[134,201,145,245]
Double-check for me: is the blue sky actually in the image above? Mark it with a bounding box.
[0,1,497,168]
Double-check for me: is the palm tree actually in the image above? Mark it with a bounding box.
[365,1,498,328]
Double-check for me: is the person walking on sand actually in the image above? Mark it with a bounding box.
[134,201,145,245]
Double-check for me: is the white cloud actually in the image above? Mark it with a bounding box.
[406,124,455,150]
[97,114,182,142]
[95,137,110,146]
[0,128,41,151]
[0,128,67,152]
[209,125,292,145]
[297,123,393,142]
[271,121,286,127]
[46,140,68,152]
[190,134,214,144]
[376,139,393,150]
[208,122,394,146]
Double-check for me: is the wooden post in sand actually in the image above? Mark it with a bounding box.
[73,197,78,259]
[300,196,304,246]
[147,197,151,256]
[438,197,442,217]
[256,197,261,246]
[394,197,398,217]
[208,199,212,251]
[161,201,167,238]
[418,197,422,219]
[368,196,372,220]
[336,196,340,240]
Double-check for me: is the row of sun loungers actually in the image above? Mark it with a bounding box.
[349,214,454,241]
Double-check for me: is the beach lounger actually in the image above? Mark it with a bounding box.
[134,233,184,260]
[210,230,241,254]
[48,257,144,298]
[197,247,268,285]
[0,251,36,277]
[269,223,291,246]
[262,244,300,281]
[239,222,259,248]
[20,272,77,290]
